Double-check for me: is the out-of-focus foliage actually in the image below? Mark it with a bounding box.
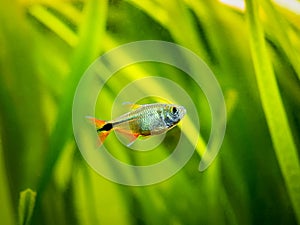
[18,189,36,225]
[0,0,299,225]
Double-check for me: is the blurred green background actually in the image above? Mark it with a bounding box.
[0,0,300,225]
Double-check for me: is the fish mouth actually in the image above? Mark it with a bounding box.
[177,105,187,119]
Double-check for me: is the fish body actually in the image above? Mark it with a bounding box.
[88,103,186,146]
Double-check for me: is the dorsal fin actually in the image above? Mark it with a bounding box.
[122,102,142,110]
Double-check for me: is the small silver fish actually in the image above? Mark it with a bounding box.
[88,103,186,146]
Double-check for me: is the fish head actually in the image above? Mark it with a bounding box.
[164,104,186,128]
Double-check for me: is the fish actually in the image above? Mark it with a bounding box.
[87,103,186,146]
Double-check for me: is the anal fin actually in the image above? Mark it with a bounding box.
[115,128,139,147]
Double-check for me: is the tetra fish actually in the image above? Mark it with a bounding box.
[87,103,186,146]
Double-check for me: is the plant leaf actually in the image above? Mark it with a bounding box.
[18,189,37,225]
[245,0,300,223]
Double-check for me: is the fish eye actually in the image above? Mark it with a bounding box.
[171,106,177,114]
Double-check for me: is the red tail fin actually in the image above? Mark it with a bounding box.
[86,117,112,145]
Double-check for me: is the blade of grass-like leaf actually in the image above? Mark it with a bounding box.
[275,1,300,30]
[245,0,300,223]
[24,0,82,25]
[45,2,82,25]
[0,143,16,225]
[53,141,75,191]
[73,163,132,225]
[28,4,78,47]
[1,0,48,195]
[185,0,250,78]
[18,189,37,225]
[260,0,300,80]
[128,0,209,60]
[36,0,108,203]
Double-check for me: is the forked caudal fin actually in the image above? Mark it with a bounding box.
[86,116,140,147]
[86,116,113,145]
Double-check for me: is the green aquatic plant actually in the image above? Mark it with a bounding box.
[0,0,299,225]
[18,189,37,225]
[246,0,300,222]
